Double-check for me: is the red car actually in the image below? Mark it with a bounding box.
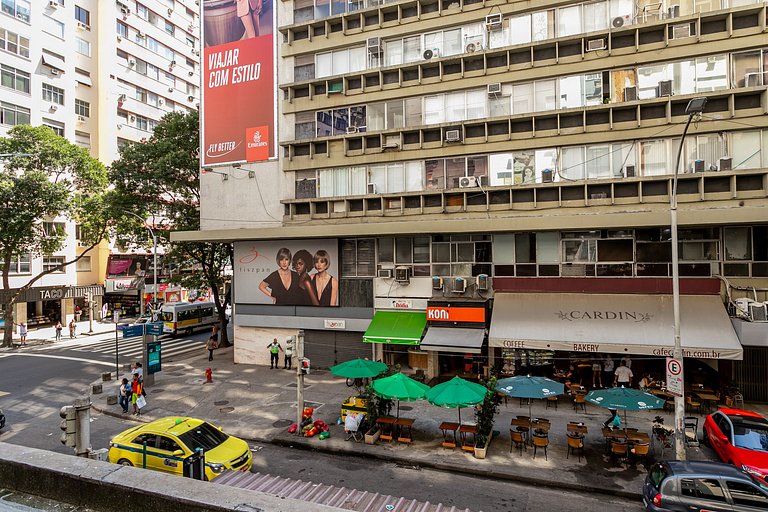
[703,407,768,484]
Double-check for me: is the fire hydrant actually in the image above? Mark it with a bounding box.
[205,367,213,383]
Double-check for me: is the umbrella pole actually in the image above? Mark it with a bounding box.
[396,401,400,420]
[458,407,462,426]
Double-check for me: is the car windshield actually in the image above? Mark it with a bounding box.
[177,422,229,452]
[161,312,173,321]
[732,419,768,451]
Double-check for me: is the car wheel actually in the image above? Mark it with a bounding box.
[118,459,133,467]
[185,328,193,335]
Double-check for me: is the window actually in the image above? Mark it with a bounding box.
[731,130,762,170]
[726,480,768,507]
[74,5,89,25]
[135,115,148,130]
[75,37,90,57]
[1,65,30,93]
[0,29,30,57]
[680,479,727,502]
[76,256,91,272]
[42,222,66,237]
[43,119,64,136]
[135,2,148,20]
[341,239,376,277]
[43,256,66,273]
[75,99,90,117]
[5,254,30,274]
[155,435,181,452]
[164,20,174,35]
[117,21,128,38]
[42,83,64,105]
[43,15,65,38]
[2,0,31,23]
[315,47,365,78]
[0,101,30,126]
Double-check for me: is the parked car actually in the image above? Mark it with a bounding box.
[703,407,768,485]
[0,408,5,431]
[108,417,252,481]
[643,460,768,511]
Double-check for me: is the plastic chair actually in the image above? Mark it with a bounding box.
[344,413,365,442]
[546,396,558,410]
[630,442,650,464]
[611,440,628,464]
[509,430,526,455]
[684,416,699,447]
[566,434,584,462]
[532,433,549,460]
[573,393,587,412]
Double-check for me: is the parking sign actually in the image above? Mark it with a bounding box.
[666,357,684,397]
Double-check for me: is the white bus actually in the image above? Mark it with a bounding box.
[161,302,217,336]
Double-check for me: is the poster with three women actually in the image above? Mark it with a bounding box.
[234,241,339,306]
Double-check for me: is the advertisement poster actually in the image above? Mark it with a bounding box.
[202,0,275,166]
[234,240,339,306]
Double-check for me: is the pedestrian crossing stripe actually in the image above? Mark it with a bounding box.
[0,390,9,397]
[70,338,205,359]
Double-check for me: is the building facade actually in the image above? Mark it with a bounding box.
[187,0,768,400]
[1,0,200,328]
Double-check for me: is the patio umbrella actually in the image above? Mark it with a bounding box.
[585,386,664,429]
[371,372,431,419]
[426,376,488,425]
[329,358,387,379]
[495,375,564,420]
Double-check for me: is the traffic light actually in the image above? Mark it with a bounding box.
[60,406,76,447]
[300,358,310,375]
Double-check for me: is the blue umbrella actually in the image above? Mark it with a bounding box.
[586,386,664,430]
[496,375,564,419]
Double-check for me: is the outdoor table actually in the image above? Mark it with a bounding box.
[695,392,720,413]
[567,423,588,435]
[377,416,397,442]
[511,418,532,443]
[650,389,674,399]
[601,427,626,451]
[395,418,415,443]
[459,424,477,452]
[531,419,551,433]
[439,421,460,448]
[626,432,651,444]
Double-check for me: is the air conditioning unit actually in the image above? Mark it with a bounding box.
[188,95,195,101]
[692,159,705,173]
[367,183,377,194]
[476,274,489,291]
[749,302,768,322]
[445,129,461,142]
[188,24,195,32]
[541,169,554,183]
[745,72,761,87]
[367,37,382,54]
[49,105,58,112]
[432,276,443,290]
[611,16,626,28]
[48,1,59,8]
[394,266,410,283]
[719,157,732,171]
[624,86,637,101]
[656,80,672,97]
[377,268,393,278]
[487,83,502,96]
[465,42,481,53]
[586,38,606,52]
[167,8,173,15]
[117,35,122,42]
[128,59,136,67]
[188,71,194,76]
[77,115,85,122]
[667,5,680,18]
[485,13,503,30]
[453,277,466,293]
[459,176,478,188]
[423,48,439,60]
[128,115,136,122]
[50,68,59,75]
[168,87,174,92]
[625,165,636,178]
[346,126,358,134]
[136,30,144,38]
[670,23,693,40]
[121,7,130,16]
[382,142,400,150]
[76,22,87,31]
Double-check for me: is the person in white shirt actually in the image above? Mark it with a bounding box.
[614,361,633,387]
[603,356,615,387]
[639,374,655,390]
[620,355,632,369]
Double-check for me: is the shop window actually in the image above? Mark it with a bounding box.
[76,256,91,272]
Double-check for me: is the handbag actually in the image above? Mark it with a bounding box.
[136,395,147,409]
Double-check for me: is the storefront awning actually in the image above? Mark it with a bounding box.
[489,293,742,360]
[363,311,426,345]
[420,327,485,354]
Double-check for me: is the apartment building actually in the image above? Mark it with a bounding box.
[187,0,768,400]
[1,0,200,329]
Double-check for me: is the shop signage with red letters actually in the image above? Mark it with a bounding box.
[426,307,485,323]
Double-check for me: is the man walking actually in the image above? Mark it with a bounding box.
[18,323,27,347]
[267,338,282,369]
[614,360,633,388]
[284,337,294,369]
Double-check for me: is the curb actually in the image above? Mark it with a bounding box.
[90,399,642,501]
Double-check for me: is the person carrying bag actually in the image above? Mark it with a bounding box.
[206,336,218,362]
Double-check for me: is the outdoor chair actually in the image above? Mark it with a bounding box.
[573,393,587,412]
[546,396,558,410]
[630,442,650,464]
[610,440,628,464]
[344,412,365,442]
[532,433,549,460]
[566,434,584,462]
[684,416,699,447]
[664,399,675,414]
[510,430,526,455]
[732,392,744,409]
[686,396,702,415]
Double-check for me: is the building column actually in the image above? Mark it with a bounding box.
[94,295,104,321]
[426,351,440,381]
[61,298,75,325]
[13,302,27,333]
[34,301,43,317]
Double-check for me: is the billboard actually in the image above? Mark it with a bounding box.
[234,240,339,306]
[201,0,275,166]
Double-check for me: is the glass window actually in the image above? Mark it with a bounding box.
[443,28,462,56]
[1,65,30,94]
[76,256,92,272]
[695,55,728,92]
[561,147,585,181]
[559,76,583,109]
[75,5,90,26]
[424,95,444,125]
[558,5,582,37]
[680,479,726,502]
[512,83,534,114]
[2,0,30,22]
[724,227,751,261]
[726,481,768,508]
[731,131,761,170]
[0,101,31,126]
[466,89,486,120]
[0,29,30,57]
[732,50,762,88]
[583,1,608,32]
[425,159,445,189]
[586,145,612,179]
[404,98,422,128]
[386,100,404,129]
[177,422,229,452]
[445,91,465,122]
[76,37,90,57]
[43,15,65,38]
[42,256,66,273]
[75,99,90,117]
[42,83,65,105]
[534,80,556,112]
[509,14,532,45]
[403,36,421,63]
[537,232,559,263]
[640,140,668,176]
[532,10,553,41]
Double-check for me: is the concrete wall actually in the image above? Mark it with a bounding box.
[0,442,338,512]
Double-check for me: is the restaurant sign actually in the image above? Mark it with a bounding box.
[427,306,485,323]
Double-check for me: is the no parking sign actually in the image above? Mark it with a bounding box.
[666,357,684,397]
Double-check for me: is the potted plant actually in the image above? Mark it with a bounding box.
[363,382,393,445]
[474,375,501,459]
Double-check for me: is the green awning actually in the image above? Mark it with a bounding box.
[363,311,427,345]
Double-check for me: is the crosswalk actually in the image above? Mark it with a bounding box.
[66,336,206,362]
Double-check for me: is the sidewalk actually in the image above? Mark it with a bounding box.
[6,320,115,348]
[89,348,726,500]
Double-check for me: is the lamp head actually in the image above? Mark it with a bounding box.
[685,97,707,115]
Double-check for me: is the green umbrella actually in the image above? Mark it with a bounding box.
[371,373,431,419]
[426,376,488,425]
[586,386,664,430]
[496,375,564,420]
[329,358,387,379]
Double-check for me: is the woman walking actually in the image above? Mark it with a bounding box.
[55,322,63,342]
[131,373,143,415]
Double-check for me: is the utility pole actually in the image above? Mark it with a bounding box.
[114,311,120,378]
[87,292,94,334]
[296,330,304,431]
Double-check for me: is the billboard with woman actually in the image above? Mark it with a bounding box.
[234,241,339,306]
[201,0,275,166]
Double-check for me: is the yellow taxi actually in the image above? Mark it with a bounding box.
[108,416,252,481]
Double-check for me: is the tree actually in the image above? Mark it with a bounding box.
[0,125,109,347]
[109,111,233,346]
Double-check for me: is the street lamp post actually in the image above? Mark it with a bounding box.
[671,97,707,461]
[122,212,158,319]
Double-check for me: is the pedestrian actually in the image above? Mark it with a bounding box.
[131,373,143,415]
[55,321,63,342]
[267,338,282,369]
[68,319,76,338]
[591,358,602,388]
[206,335,218,361]
[603,355,614,387]
[603,408,621,429]
[620,355,632,370]
[614,360,633,388]
[118,378,131,414]
[284,337,294,369]
[211,324,219,343]
[18,323,27,347]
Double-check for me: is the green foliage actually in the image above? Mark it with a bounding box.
[474,375,501,449]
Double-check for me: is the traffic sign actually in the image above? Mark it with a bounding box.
[122,324,145,338]
[666,357,684,397]
[146,322,164,336]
